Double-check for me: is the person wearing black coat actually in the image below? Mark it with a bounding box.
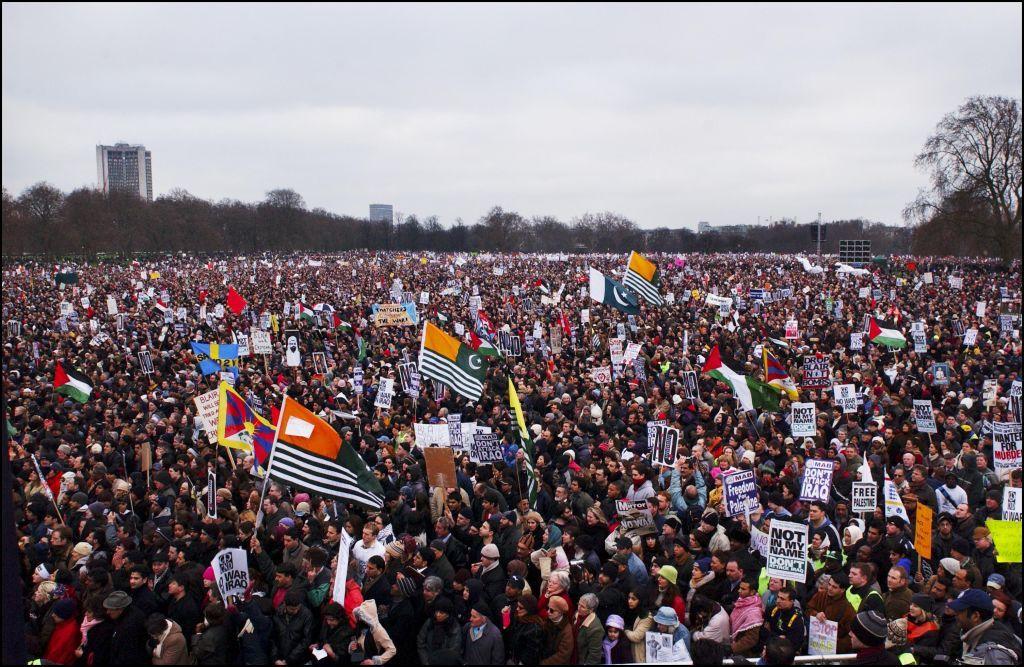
[506,595,546,666]
[311,603,354,666]
[104,591,151,665]
[231,598,274,666]
[416,597,463,664]
[191,603,236,665]
[273,591,314,666]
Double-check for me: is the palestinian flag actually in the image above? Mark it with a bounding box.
[298,302,316,323]
[532,279,551,295]
[470,331,503,359]
[54,362,92,403]
[151,300,170,317]
[702,345,779,413]
[589,267,639,315]
[869,318,907,349]
[337,320,354,334]
[419,322,488,401]
[623,251,664,306]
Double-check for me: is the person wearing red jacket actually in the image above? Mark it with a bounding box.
[43,599,81,666]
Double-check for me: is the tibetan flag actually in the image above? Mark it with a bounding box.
[623,251,663,306]
[217,382,275,466]
[509,378,539,507]
[763,348,799,401]
[589,267,639,315]
[470,330,503,359]
[703,345,780,413]
[268,395,384,509]
[419,321,488,401]
[54,362,92,403]
[226,286,247,315]
[869,318,907,349]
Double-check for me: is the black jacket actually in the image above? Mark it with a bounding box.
[191,623,235,665]
[109,605,150,665]
[273,604,314,666]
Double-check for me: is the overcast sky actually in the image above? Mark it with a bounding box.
[3,3,1021,229]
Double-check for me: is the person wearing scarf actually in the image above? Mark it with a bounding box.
[147,615,190,665]
[729,579,764,658]
[601,614,632,664]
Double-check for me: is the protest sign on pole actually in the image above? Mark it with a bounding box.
[767,519,808,583]
[251,330,272,355]
[423,447,457,489]
[913,400,937,434]
[834,384,858,414]
[791,402,817,438]
[471,432,504,463]
[1003,487,1022,522]
[212,548,249,601]
[723,470,760,517]
[447,413,464,451]
[808,617,839,656]
[915,503,934,560]
[375,378,395,409]
[992,422,1022,480]
[331,529,353,603]
[851,481,877,514]
[800,459,834,502]
[801,358,830,389]
[648,424,680,467]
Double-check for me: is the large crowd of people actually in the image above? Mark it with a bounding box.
[4,250,1022,665]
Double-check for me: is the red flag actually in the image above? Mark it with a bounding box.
[226,286,246,315]
[198,290,208,304]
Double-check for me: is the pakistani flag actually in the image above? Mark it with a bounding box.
[869,318,907,349]
[702,345,780,412]
[54,362,92,403]
[588,267,639,316]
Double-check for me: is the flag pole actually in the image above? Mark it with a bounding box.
[256,393,288,529]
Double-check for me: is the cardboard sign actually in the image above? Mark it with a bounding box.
[375,378,395,409]
[801,358,830,389]
[834,384,857,414]
[212,548,249,601]
[915,503,934,560]
[723,469,760,517]
[471,431,503,463]
[992,421,1022,480]
[809,617,838,656]
[423,447,457,489]
[912,332,928,353]
[791,402,817,438]
[851,481,877,514]
[913,400,937,434]
[371,303,417,327]
[767,519,808,583]
[800,459,834,503]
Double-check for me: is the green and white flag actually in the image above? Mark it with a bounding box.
[588,267,639,316]
[702,346,779,413]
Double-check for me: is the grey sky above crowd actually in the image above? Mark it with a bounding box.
[2,3,1021,230]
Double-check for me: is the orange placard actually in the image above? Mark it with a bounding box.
[915,504,933,560]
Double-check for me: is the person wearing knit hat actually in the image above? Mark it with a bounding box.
[384,540,405,561]
[850,610,890,653]
[885,617,914,665]
[658,565,678,586]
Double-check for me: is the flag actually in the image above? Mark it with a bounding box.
[419,322,488,401]
[702,345,780,412]
[763,348,799,401]
[151,300,170,317]
[54,271,79,286]
[532,279,551,295]
[191,342,239,376]
[355,329,367,361]
[337,320,353,334]
[623,251,664,306]
[268,395,384,509]
[226,286,247,315]
[588,267,639,315]
[54,362,92,403]
[476,310,495,336]
[509,379,539,507]
[217,382,275,467]
[470,331,503,359]
[869,318,907,349]
[298,302,316,323]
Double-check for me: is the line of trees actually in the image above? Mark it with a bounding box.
[2,184,911,258]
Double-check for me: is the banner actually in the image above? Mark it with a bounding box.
[791,402,817,438]
[212,548,249,601]
[767,519,808,583]
[834,384,857,414]
[1003,487,1022,522]
[723,469,760,517]
[371,302,417,327]
[913,400,937,434]
[801,358,830,389]
[414,421,480,448]
[851,481,877,514]
[800,459,834,503]
[915,503,933,560]
[332,529,353,603]
[992,421,1022,479]
[808,617,838,656]
[471,432,503,463]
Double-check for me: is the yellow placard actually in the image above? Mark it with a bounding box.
[987,519,1022,563]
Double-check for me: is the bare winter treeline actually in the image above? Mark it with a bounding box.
[2,184,911,258]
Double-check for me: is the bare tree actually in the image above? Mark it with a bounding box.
[905,96,1022,258]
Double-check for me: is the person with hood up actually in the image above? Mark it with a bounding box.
[601,614,633,664]
[348,598,396,665]
[147,613,190,665]
[530,524,569,585]
[957,453,986,508]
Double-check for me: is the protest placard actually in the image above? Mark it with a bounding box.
[767,519,808,583]
[447,413,464,450]
[723,469,760,517]
[212,548,249,601]
[193,389,220,435]
[963,328,978,346]
[646,632,681,663]
[471,431,504,463]
[992,421,1022,479]
[371,303,416,326]
[1003,487,1022,522]
[682,371,699,401]
[801,357,830,389]
[312,351,327,375]
[207,468,217,518]
[851,481,877,514]
[785,319,799,339]
[791,402,817,438]
[930,362,951,385]
[850,332,864,350]
[648,424,680,467]
[834,384,857,414]
[913,400,937,434]
[986,519,1022,563]
[375,378,395,409]
[800,459,834,503]
[915,504,933,560]
[617,500,656,538]
[424,447,457,489]
[808,617,838,656]
[591,366,612,384]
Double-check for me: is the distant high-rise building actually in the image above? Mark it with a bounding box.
[369,204,394,223]
[96,143,152,201]
[697,221,712,234]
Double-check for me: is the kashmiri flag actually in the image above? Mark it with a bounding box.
[470,331,503,359]
[764,348,799,401]
[589,267,639,315]
[54,362,92,403]
[298,302,316,323]
[268,395,384,509]
[702,345,780,413]
[869,318,907,349]
[508,378,539,507]
[419,322,488,401]
[623,251,664,306]
[217,382,275,467]
[226,286,247,315]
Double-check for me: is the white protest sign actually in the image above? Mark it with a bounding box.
[331,529,353,604]
[963,328,978,346]
[235,333,250,357]
[1003,487,1022,522]
[809,617,838,656]
[913,400,937,434]
[992,421,1022,480]
[622,342,642,364]
[193,390,220,434]
[591,366,612,384]
[785,319,799,339]
[850,332,864,350]
[767,519,808,583]
[790,402,817,438]
[884,473,910,524]
[375,378,395,409]
[250,330,272,355]
[852,481,877,514]
[976,301,987,317]
[106,296,118,315]
[834,384,857,414]
[212,548,249,601]
[800,459,834,503]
